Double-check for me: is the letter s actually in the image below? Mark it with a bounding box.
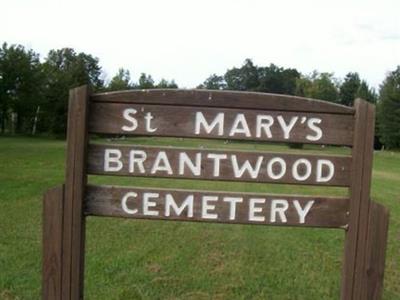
[306,118,322,141]
[122,108,138,132]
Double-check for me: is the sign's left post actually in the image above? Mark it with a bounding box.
[42,185,64,299]
[62,85,90,300]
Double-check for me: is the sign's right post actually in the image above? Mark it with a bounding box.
[341,99,389,300]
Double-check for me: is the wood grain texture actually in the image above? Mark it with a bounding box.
[363,201,389,300]
[84,185,349,228]
[341,99,375,300]
[89,103,354,146]
[352,102,376,299]
[87,144,352,186]
[42,186,64,300]
[62,85,89,300]
[91,89,355,114]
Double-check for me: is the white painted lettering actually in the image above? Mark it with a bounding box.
[316,159,334,182]
[292,159,312,181]
[179,152,201,176]
[151,151,173,174]
[165,194,194,217]
[207,153,227,177]
[202,196,218,219]
[306,118,322,141]
[229,114,251,137]
[223,197,243,220]
[231,155,263,178]
[293,200,314,224]
[121,192,138,214]
[144,112,157,132]
[267,157,286,180]
[104,149,123,172]
[122,108,138,132]
[249,198,266,222]
[256,115,274,138]
[129,150,147,173]
[195,112,224,136]
[143,192,159,216]
[277,116,298,139]
[270,199,289,223]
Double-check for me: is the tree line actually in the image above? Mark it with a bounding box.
[0,43,399,148]
[0,43,177,135]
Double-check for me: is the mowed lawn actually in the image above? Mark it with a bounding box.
[0,136,399,299]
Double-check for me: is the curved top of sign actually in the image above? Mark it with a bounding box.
[91,89,355,115]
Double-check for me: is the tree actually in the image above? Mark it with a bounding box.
[339,72,377,106]
[295,72,339,102]
[377,66,400,148]
[0,43,44,134]
[222,59,300,94]
[224,59,259,91]
[156,78,178,88]
[356,80,377,104]
[42,48,103,134]
[137,73,154,89]
[108,68,132,91]
[339,72,361,106]
[197,74,226,90]
[257,64,300,95]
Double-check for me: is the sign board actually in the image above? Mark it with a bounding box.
[42,87,389,300]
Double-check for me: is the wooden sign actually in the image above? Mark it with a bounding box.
[89,103,354,145]
[87,144,351,186]
[85,185,349,228]
[42,87,389,300]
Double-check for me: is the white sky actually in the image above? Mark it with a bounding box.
[1,0,399,89]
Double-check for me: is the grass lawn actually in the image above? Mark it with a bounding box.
[0,136,399,299]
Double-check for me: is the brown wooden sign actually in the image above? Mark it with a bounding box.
[89,103,354,145]
[85,185,349,228]
[87,144,351,186]
[42,87,389,300]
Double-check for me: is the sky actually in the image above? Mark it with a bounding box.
[1,0,399,89]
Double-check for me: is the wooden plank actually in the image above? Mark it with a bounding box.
[85,185,350,228]
[91,89,355,115]
[62,85,89,300]
[88,102,354,146]
[340,99,375,300]
[352,102,376,299]
[362,201,389,300]
[87,144,352,187]
[42,186,64,300]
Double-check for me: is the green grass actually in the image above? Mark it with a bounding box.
[0,136,399,299]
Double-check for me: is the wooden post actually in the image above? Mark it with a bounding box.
[341,99,375,299]
[363,201,390,299]
[42,186,64,300]
[62,85,90,300]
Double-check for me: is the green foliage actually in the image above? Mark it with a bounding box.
[339,72,377,106]
[42,48,103,135]
[0,43,44,133]
[295,72,339,102]
[356,80,377,104]
[156,78,178,89]
[225,59,259,91]
[207,59,300,94]
[197,74,226,90]
[0,43,182,136]
[377,66,400,149]
[138,73,154,89]
[339,72,360,106]
[108,68,133,91]
[257,64,300,95]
